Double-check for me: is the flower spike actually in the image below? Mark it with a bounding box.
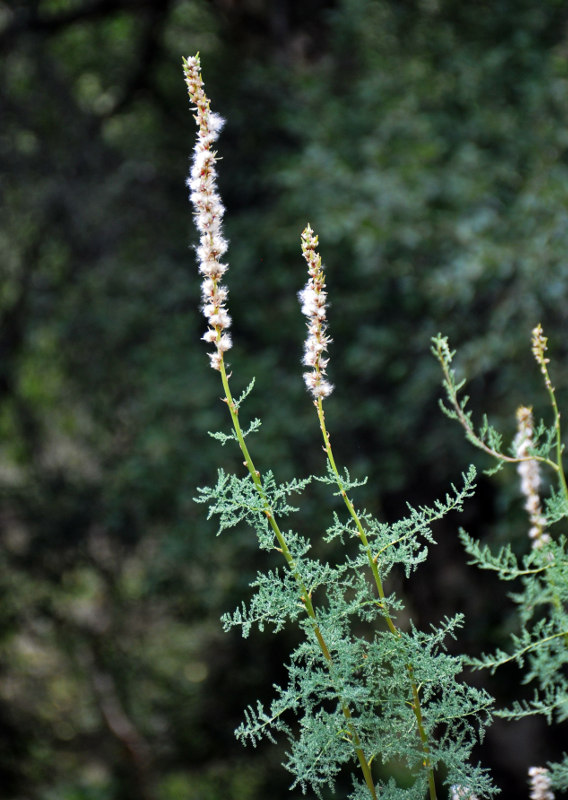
[299,224,334,400]
[183,54,231,370]
[513,406,549,549]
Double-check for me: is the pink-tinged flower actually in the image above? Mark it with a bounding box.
[183,54,231,370]
[299,225,333,400]
[514,406,549,549]
[529,767,554,800]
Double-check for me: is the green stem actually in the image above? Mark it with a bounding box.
[540,360,568,504]
[316,398,437,800]
[218,360,378,800]
[481,629,568,669]
[527,355,568,645]
[436,341,558,473]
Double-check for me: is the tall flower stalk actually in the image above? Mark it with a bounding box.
[300,226,437,800]
[183,54,378,800]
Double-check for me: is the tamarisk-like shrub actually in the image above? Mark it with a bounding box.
[433,328,568,795]
[184,54,496,800]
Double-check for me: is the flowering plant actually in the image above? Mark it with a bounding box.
[183,54,496,800]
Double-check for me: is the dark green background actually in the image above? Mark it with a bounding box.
[2,1,568,798]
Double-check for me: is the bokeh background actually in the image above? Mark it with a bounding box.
[2,1,568,798]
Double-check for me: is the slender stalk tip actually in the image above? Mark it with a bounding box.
[532,324,550,370]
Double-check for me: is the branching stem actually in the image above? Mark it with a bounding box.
[538,354,568,504]
[434,337,558,473]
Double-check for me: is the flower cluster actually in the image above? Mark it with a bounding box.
[529,767,554,800]
[299,224,333,400]
[513,406,549,549]
[183,54,231,371]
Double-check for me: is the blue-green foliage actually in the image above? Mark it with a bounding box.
[196,469,311,543]
[464,532,568,726]
[199,404,496,799]
[548,759,568,792]
[434,331,568,790]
